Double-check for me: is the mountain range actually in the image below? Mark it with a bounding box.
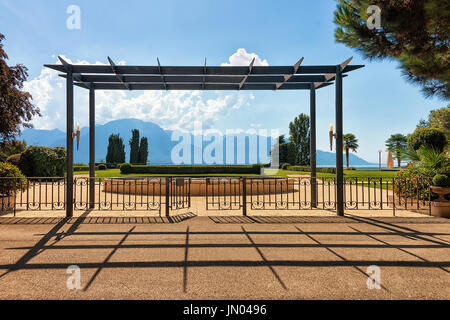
[19,119,374,166]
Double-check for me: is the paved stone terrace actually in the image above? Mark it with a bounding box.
[0,214,448,300]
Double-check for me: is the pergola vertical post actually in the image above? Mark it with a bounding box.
[66,70,74,217]
[309,83,317,208]
[89,84,95,208]
[335,65,344,216]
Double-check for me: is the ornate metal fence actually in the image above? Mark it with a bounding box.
[205,176,432,215]
[0,176,432,216]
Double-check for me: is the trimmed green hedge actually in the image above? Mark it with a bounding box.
[74,165,101,172]
[119,164,263,175]
[287,165,336,174]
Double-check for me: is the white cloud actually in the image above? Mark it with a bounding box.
[221,48,269,66]
[24,49,267,131]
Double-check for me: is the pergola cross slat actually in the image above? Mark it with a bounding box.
[45,64,363,76]
[44,56,364,218]
[59,74,343,83]
[107,56,130,90]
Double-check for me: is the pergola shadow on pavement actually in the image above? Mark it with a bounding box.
[0,216,449,299]
[44,56,364,218]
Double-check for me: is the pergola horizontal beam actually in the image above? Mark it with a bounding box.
[60,74,345,84]
[45,64,364,75]
[74,82,334,90]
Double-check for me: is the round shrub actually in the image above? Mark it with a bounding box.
[98,164,107,170]
[281,163,290,170]
[0,162,27,195]
[18,146,66,177]
[6,153,22,166]
[432,174,450,187]
[119,163,132,174]
[407,128,448,152]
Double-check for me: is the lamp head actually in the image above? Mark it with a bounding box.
[73,122,81,151]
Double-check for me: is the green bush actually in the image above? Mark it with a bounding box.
[287,165,336,174]
[18,146,66,177]
[0,152,7,163]
[74,165,89,172]
[6,153,21,166]
[119,164,262,175]
[439,165,450,175]
[119,163,132,174]
[432,174,450,187]
[281,163,290,170]
[98,164,107,170]
[345,167,357,170]
[252,163,265,171]
[320,167,337,174]
[393,165,433,200]
[0,162,27,195]
[407,128,448,152]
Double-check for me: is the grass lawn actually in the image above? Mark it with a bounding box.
[74,169,261,178]
[275,169,398,179]
[74,168,399,181]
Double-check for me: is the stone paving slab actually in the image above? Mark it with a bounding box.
[0,216,448,300]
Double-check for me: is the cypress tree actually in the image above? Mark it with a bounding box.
[106,134,125,164]
[138,137,149,164]
[289,113,310,165]
[129,129,140,164]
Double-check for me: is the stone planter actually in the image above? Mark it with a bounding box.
[430,186,450,218]
[0,194,16,212]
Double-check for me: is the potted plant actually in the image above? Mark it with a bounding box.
[430,173,450,218]
[0,162,27,211]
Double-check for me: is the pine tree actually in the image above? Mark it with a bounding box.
[129,129,140,164]
[334,0,449,99]
[138,137,149,165]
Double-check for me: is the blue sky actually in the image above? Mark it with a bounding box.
[0,0,444,163]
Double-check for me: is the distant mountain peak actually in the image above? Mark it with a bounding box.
[20,118,374,166]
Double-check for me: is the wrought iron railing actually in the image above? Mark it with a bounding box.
[0,176,433,216]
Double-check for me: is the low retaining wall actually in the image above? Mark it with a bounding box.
[102,178,295,196]
[387,195,450,218]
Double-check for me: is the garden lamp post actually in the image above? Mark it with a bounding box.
[73,122,81,151]
[378,150,382,171]
[329,123,337,151]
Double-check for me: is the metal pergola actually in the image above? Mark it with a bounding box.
[44,56,364,217]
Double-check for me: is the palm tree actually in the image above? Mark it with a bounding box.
[417,146,449,172]
[343,134,359,168]
[385,134,407,168]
